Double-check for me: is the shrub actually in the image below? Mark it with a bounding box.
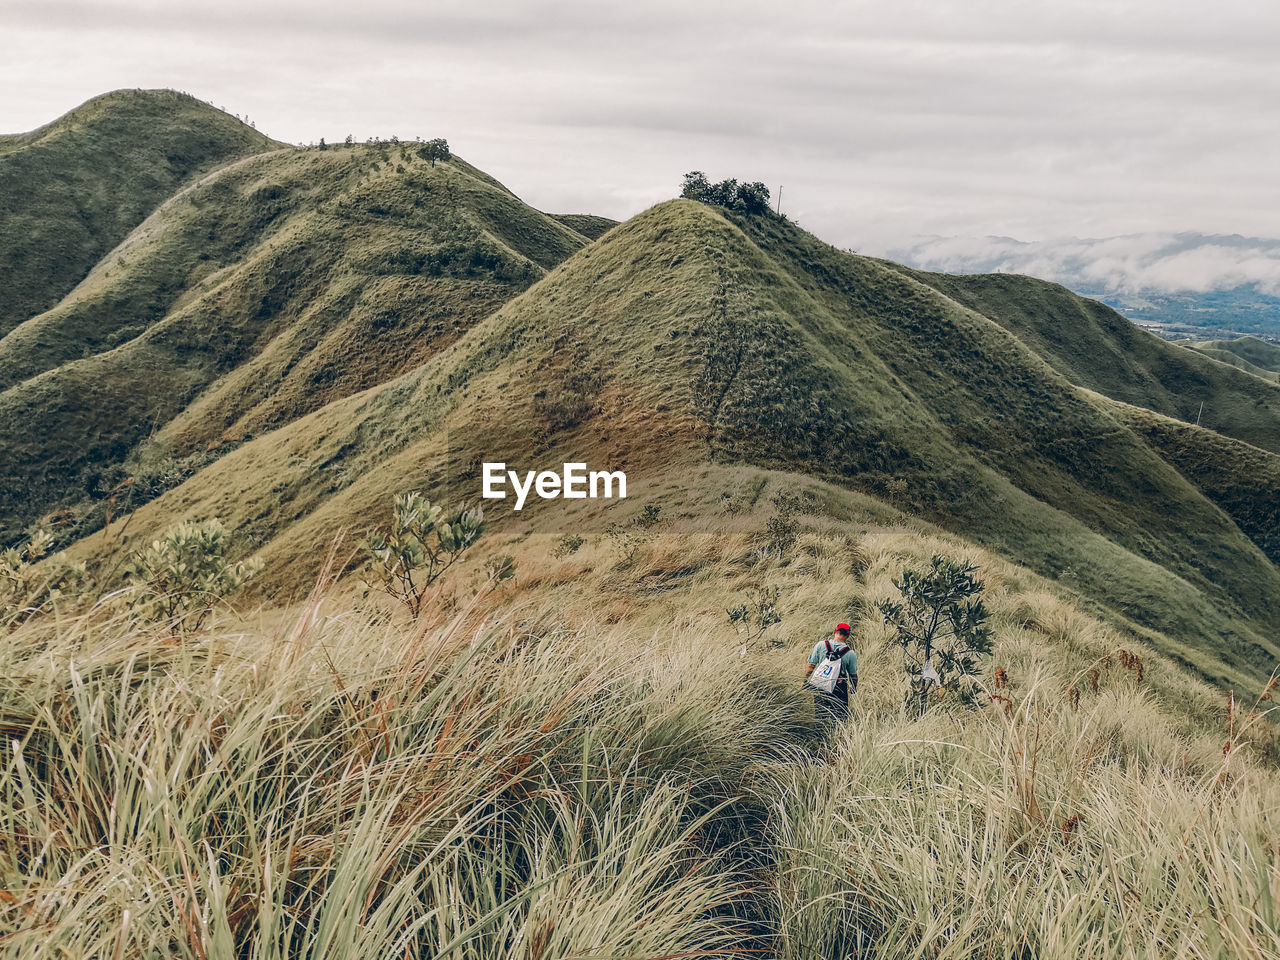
[363,492,485,616]
[636,504,662,528]
[122,519,261,631]
[553,534,586,558]
[418,137,450,167]
[877,554,993,713]
[726,585,783,648]
[764,508,800,558]
[1,529,88,628]
[719,491,747,515]
[605,505,663,565]
[485,553,517,583]
[770,489,815,515]
[605,522,648,565]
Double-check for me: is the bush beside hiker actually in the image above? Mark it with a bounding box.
[805,622,857,734]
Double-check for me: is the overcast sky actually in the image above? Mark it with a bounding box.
[5,0,1279,262]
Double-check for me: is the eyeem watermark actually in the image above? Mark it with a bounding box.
[482,462,626,511]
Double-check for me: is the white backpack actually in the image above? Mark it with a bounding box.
[807,640,849,694]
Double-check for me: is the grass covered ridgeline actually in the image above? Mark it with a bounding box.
[887,267,1280,457]
[0,138,592,547]
[34,196,1280,697]
[3,488,1279,958]
[1181,336,1280,383]
[0,89,283,338]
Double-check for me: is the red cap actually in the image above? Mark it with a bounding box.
[836,623,851,632]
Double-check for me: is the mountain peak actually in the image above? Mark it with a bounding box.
[6,88,279,146]
[0,89,285,335]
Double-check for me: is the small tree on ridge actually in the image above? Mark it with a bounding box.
[877,554,992,714]
[419,138,451,167]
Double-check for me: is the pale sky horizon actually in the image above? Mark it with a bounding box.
[5,0,1279,263]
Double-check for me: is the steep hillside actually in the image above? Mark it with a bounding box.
[0,89,283,337]
[552,213,619,240]
[1181,335,1280,382]
[895,269,1280,453]
[1107,399,1280,567]
[0,145,590,544]
[62,199,1280,690]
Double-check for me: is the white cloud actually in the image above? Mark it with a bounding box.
[884,233,1280,296]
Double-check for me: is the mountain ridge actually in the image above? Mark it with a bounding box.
[0,88,285,336]
[887,231,1280,339]
[1180,335,1280,383]
[0,140,592,544]
[41,196,1280,691]
[890,267,1280,454]
[2,92,1278,693]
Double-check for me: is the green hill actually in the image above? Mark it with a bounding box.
[2,90,1278,691]
[1106,399,1280,565]
[0,89,283,337]
[552,212,619,240]
[0,143,590,544]
[892,269,1280,454]
[1180,335,1280,382]
[52,198,1280,691]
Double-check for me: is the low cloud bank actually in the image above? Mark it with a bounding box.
[886,233,1280,297]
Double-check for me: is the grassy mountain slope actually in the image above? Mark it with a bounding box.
[10,463,1278,958]
[62,199,1280,690]
[896,270,1280,453]
[1181,335,1280,382]
[9,95,1280,960]
[721,211,1280,684]
[0,145,589,544]
[0,89,283,337]
[1108,399,1280,567]
[552,212,619,240]
[1186,348,1280,383]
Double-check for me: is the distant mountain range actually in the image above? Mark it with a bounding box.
[4,90,1280,694]
[885,233,1280,341]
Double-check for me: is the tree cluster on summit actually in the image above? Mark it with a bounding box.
[680,171,773,215]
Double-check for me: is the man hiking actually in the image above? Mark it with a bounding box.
[805,622,858,735]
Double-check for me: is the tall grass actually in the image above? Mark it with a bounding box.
[756,524,1280,959]
[0,597,792,958]
[765,668,1280,960]
[4,509,1279,958]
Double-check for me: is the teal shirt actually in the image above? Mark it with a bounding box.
[809,640,857,678]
